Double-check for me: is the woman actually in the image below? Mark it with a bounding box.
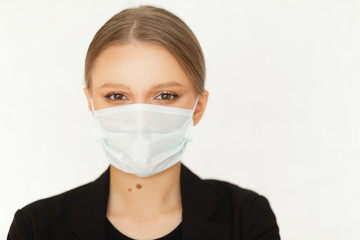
[7,5,280,240]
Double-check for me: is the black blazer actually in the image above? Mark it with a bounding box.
[7,163,280,240]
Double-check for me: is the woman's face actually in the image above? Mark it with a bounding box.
[84,43,208,126]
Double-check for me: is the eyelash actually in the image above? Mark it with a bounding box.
[104,91,179,102]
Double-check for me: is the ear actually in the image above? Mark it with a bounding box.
[193,90,209,126]
[83,87,94,115]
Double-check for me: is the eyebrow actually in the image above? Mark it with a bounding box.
[100,82,131,90]
[152,81,184,89]
[99,81,184,90]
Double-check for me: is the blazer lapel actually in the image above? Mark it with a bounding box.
[180,164,232,240]
[68,166,110,240]
[68,163,232,240]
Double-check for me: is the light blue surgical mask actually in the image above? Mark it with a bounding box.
[90,96,199,177]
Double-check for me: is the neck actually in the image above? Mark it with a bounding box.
[106,162,182,219]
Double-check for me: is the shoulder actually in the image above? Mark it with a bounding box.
[8,167,110,239]
[7,181,93,239]
[21,180,92,217]
[203,177,264,210]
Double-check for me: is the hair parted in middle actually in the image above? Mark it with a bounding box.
[84,5,206,95]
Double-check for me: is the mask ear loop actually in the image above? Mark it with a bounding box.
[192,95,199,113]
[185,95,199,140]
[90,98,95,115]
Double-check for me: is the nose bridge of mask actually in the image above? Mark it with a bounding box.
[91,95,198,114]
[90,95,199,120]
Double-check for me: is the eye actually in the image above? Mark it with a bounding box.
[155,92,179,101]
[105,92,128,101]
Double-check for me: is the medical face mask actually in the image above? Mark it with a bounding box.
[91,96,199,177]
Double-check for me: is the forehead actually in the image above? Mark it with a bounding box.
[91,43,193,90]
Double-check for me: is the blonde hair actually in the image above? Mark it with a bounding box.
[84,5,206,95]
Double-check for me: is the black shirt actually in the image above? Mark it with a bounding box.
[106,218,182,240]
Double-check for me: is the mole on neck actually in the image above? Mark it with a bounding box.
[136,184,142,189]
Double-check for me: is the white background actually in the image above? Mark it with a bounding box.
[1,0,359,239]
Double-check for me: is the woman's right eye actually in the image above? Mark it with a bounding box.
[105,93,128,101]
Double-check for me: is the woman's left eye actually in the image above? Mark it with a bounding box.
[155,92,179,100]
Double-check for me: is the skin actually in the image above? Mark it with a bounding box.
[84,42,209,239]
